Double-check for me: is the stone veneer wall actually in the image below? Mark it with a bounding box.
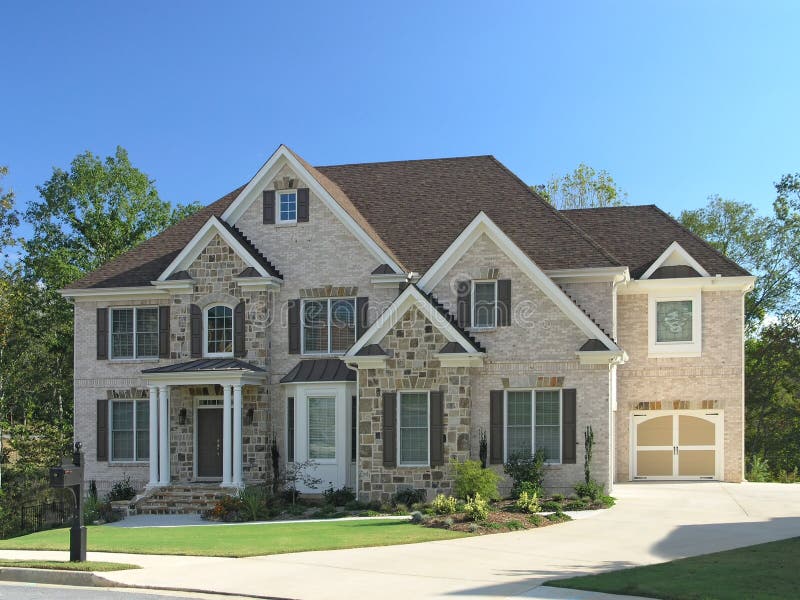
[357,307,471,501]
[615,290,745,481]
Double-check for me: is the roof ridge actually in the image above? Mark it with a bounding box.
[486,156,622,267]
[315,154,494,170]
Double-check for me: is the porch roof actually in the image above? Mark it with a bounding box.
[280,358,356,384]
[142,358,267,385]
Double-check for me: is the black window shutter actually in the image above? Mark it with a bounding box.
[288,299,301,354]
[96,308,108,360]
[429,391,444,466]
[234,301,246,358]
[287,396,295,462]
[497,279,511,327]
[158,306,170,359]
[351,395,357,463]
[297,188,310,222]
[456,281,471,328]
[356,297,369,338]
[562,388,577,464]
[96,399,109,461]
[190,304,202,358]
[382,391,397,468]
[489,390,504,464]
[263,190,276,224]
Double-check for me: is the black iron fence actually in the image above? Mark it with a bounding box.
[19,500,74,534]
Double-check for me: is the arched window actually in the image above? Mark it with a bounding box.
[205,305,233,357]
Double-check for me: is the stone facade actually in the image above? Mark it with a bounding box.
[356,307,471,501]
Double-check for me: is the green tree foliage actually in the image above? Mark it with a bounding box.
[533,163,627,209]
[0,166,20,258]
[680,195,799,329]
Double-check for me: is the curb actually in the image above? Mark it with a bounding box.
[0,567,122,588]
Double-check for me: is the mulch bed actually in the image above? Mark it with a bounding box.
[423,499,572,534]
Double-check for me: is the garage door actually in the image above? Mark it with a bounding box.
[632,411,722,480]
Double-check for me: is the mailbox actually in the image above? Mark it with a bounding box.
[50,464,83,488]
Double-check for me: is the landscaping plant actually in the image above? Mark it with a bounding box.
[432,494,459,515]
[463,493,490,521]
[323,485,356,506]
[283,459,322,505]
[392,487,427,507]
[515,490,540,514]
[584,424,594,484]
[237,486,267,521]
[107,476,137,502]
[478,428,488,468]
[503,449,545,497]
[747,455,771,482]
[451,459,500,500]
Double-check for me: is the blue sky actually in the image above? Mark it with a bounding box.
[2,1,798,238]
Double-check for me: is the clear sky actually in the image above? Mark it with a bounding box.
[2,1,798,238]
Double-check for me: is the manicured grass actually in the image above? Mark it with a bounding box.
[0,559,139,571]
[549,537,800,600]
[0,520,469,558]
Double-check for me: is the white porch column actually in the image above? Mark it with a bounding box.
[147,386,159,488]
[232,384,243,487]
[222,384,233,487]
[158,385,170,486]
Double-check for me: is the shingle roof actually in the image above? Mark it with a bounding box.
[142,358,265,373]
[649,265,702,279]
[317,156,620,273]
[280,359,356,383]
[563,205,750,279]
[67,186,245,289]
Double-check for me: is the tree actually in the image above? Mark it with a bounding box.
[680,195,800,329]
[25,146,199,288]
[0,166,20,258]
[533,163,627,209]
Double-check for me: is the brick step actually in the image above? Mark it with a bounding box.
[133,484,235,515]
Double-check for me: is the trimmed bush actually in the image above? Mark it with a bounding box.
[504,450,545,497]
[452,459,500,500]
[322,486,356,506]
[392,487,426,507]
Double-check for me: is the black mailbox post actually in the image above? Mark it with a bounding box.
[49,443,86,562]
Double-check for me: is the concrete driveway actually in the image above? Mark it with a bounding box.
[3,482,800,599]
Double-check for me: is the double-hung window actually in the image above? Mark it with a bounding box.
[205,305,233,356]
[398,391,429,466]
[110,400,149,462]
[472,280,497,328]
[302,298,355,354]
[278,190,297,223]
[505,390,562,463]
[110,307,159,359]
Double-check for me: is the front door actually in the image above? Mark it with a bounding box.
[197,408,223,479]
[632,410,722,480]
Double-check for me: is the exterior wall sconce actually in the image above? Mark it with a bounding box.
[178,408,187,425]
[245,408,254,426]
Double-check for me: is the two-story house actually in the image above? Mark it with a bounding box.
[62,146,754,507]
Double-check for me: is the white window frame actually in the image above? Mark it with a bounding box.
[277,189,298,224]
[300,297,356,356]
[203,303,235,358]
[307,395,337,464]
[109,399,149,463]
[109,306,160,360]
[503,388,563,464]
[471,280,498,330]
[397,390,431,467]
[648,289,702,357]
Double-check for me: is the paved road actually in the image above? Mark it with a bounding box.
[0,582,258,600]
[2,482,799,599]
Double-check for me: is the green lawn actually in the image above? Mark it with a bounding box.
[549,537,800,600]
[0,520,468,558]
[0,559,139,571]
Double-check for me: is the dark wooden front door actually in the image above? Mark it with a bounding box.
[197,408,223,478]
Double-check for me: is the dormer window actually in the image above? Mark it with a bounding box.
[278,190,297,224]
[472,280,497,329]
[205,305,233,357]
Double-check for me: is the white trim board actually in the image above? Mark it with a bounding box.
[416,211,621,352]
[157,216,281,284]
[640,241,711,280]
[345,285,484,357]
[220,145,404,274]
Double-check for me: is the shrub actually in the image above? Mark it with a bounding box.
[443,517,454,528]
[463,493,490,522]
[528,514,545,527]
[777,468,799,483]
[237,486,267,521]
[574,480,604,501]
[432,494,458,515]
[540,500,561,512]
[393,503,410,515]
[506,519,524,531]
[210,495,246,521]
[83,494,101,524]
[410,511,424,524]
[392,487,427,507]
[747,455,771,482]
[517,481,540,498]
[323,485,356,506]
[515,490,540,514]
[344,499,367,511]
[504,450,545,497]
[452,459,500,500]
[107,476,137,502]
[467,522,480,533]
[564,499,588,511]
[551,493,564,502]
